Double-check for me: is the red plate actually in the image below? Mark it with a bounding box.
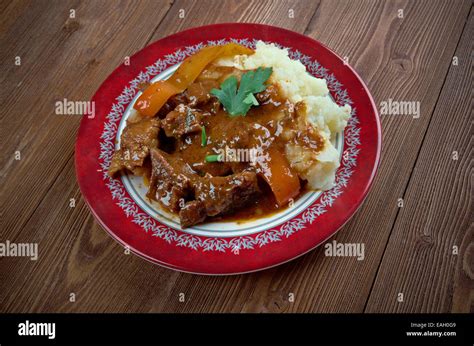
[75,23,381,275]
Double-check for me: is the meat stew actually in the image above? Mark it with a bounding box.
[109,45,324,228]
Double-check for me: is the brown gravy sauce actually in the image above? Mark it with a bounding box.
[143,64,323,224]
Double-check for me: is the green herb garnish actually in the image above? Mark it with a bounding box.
[201,126,207,147]
[210,67,273,116]
[205,154,220,163]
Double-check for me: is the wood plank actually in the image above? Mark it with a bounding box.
[365,8,473,313]
[1,0,471,314]
[1,155,180,312]
[147,0,320,41]
[206,0,469,313]
[159,0,471,313]
[0,0,321,313]
[0,0,173,237]
[228,0,473,313]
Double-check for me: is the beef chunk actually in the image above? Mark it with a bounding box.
[147,148,194,212]
[158,81,220,120]
[194,171,260,217]
[186,80,220,105]
[179,200,207,228]
[162,104,202,138]
[147,150,260,228]
[108,118,160,176]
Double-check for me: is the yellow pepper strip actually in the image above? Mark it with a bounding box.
[134,43,254,117]
[258,147,301,207]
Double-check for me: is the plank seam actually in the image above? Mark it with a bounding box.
[9,152,74,243]
[3,0,176,239]
[362,6,472,313]
[303,1,321,35]
[142,0,176,47]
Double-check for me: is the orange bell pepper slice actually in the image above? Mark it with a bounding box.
[134,43,254,117]
[258,146,300,206]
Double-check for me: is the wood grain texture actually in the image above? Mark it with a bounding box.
[0,0,472,313]
[0,0,175,310]
[0,0,173,237]
[147,0,321,41]
[365,8,473,313]
[254,0,474,313]
[156,0,470,313]
[0,0,321,313]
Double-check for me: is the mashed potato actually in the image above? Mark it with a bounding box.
[219,41,351,191]
[237,41,329,101]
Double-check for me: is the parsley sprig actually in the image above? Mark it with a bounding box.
[201,126,207,147]
[205,154,220,162]
[210,67,273,117]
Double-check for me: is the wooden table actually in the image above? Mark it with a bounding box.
[1,0,472,313]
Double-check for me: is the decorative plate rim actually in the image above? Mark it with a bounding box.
[75,23,381,274]
[97,38,360,253]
